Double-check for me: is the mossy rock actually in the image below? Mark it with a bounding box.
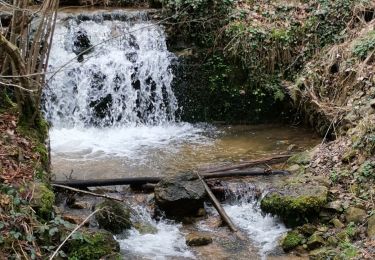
[281,231,303,251]
[133,222,158,235]
[307,232,326,250]
[30,182,55,219]
[260,183,328,226]
[95,200,131,234]
[287,150,314,166]
[66,229,119,260]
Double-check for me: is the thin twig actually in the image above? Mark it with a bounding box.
[49,208,102,260]
[52,183,123,202]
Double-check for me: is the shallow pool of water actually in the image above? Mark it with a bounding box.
[51,123,319,180]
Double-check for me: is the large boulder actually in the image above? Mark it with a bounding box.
[367,214,375,238]
[260,183,328,226]
[95,200,132,234]
[154,172,206,218]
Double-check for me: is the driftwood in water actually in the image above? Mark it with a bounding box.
[196,172,246,240]
[202,154,292,173]
[52,168,289,188]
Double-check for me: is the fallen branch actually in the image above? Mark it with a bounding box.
[202,154,292,173]
[52,184,123,202]
[196,172,246,240]
[49,208,102,260]
[52,169,289,188]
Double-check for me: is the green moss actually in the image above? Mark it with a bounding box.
[281,231,302,251]
[67,230,119,260]
[287,150,313,165]
[34,183,55,219]
[261,185,328,226]
[95,200,131,234]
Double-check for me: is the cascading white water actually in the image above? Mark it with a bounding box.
[43,11,178,127]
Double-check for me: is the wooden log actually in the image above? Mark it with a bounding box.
[202,154,292,173]
[195,172,246,240]
[52,169,289,188]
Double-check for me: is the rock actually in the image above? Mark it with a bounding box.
[154,173,206,218]
[306,232,326,250]
[133,222,158,235]
[345,207,367,224]
[69,201,89,209]
[331,218,345,229]
[367,214,375,238]
[298,223,317,236]
[281,231,302,251]
[287,150,314,165]
[30,182,55,219]
[324,200,343,212]
[186,232,213,246]
[63,214,88,226]
[66,229,119,259]
[308,247,332,259]
[260,183,328,226]
[327,236,338,247]
[95,200,131,234]
[287,164,301,173]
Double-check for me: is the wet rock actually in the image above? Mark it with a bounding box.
[69,201,89,209]
[281,231,303,251]
[133,222,158,235]
[154,172,206,218]
[306,232,326,250]
[287,150,314,165]
[186,232,213,246]
[345,207,367,224]
[367,214,375,238]
[63,214,88,226]
[260,183,328,226]
[95,200,131,234]
[73,29,93,62]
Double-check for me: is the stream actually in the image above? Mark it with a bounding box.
[44,9,319,259]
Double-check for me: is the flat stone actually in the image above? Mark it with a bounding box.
[186,232,212,246]
[324,200,343,212]
[63,214,88,226]
[69,201,89,209]
[345,207,367,224]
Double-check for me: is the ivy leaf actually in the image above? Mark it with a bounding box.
[26,233,35,242]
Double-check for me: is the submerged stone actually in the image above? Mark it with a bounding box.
[260,183,328,226]
[95,200,132,234]
[154,172,206,218]
[186,232,213,246]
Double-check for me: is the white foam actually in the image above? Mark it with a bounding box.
[118,208,195,259]
[224,201,288,258]
[50,123,210,159]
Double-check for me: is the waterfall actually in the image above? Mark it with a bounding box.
[43,10,178,128]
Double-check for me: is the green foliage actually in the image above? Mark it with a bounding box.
[352,30,375,59]
[356,161,375,181]
[338,241,358,258]
[281,231,303,251]
[66,230,119,260]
